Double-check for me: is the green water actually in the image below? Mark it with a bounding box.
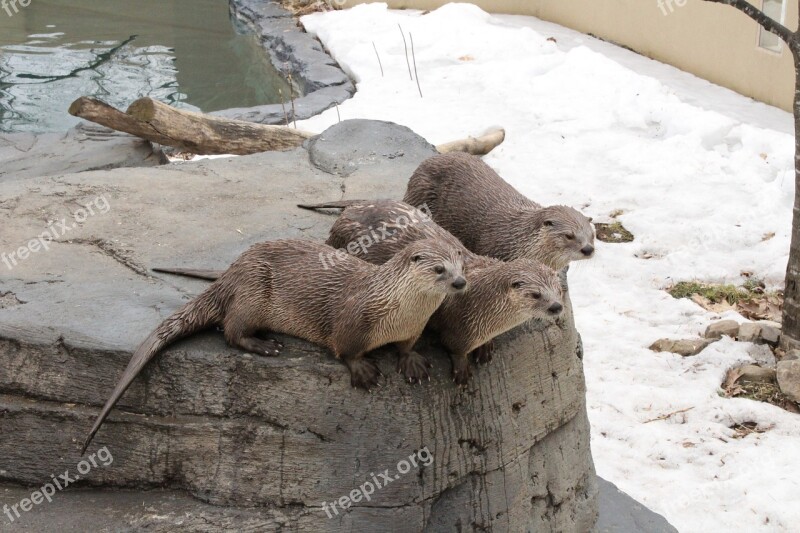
[0,0,294,133]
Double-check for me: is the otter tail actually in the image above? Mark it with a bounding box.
[153,267,223,281]
[297,200,366,211]
[81,288,223,454]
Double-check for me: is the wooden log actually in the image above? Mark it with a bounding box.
[69,97,315,155]
[436,128,506,156]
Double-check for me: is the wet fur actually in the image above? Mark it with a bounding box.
[403,153,595,270]
[297,200,564,384]
[84,238,464,453]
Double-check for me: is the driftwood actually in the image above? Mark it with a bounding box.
[436,128,506,156]
[69,97,315,155]
[69,96,506,157]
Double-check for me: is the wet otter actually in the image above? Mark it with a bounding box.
[157,201,564,385]
[402,152,595,270]
[83,238,465,453]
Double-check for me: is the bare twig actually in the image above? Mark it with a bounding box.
[372,41,385,77]
[279,89,289,128]
[335,102,341,123]
[643,406,694,424]
[410,33,422,98]
[702,0,797,50]
[398,24,413,80]
[287,73,297,129]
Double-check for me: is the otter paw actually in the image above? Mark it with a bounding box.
[238,337,283,357]
[397,351,431,384]
[451,358,472,387]
[347,358,383,391]
[471,341,495,365]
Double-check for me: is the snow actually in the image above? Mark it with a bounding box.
[297,3,800,531]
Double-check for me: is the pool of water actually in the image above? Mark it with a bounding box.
[0,0,294,133]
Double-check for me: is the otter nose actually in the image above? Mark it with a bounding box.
[451,277,467,290]
[580,245,594,257]
[548,302,563,315]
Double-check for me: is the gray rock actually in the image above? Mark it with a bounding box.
[783,349,800,361]
[758,323,782,346]
[649,338,716,357]
[594,477,678,533]
[777,360,800,403]
[747,344,777,367]
[214,0,356,125]
[704,320,740,340]
[0,123,164,181]
[737,322,762,343]
[737,365,777,384]
[0,120,597,531]
[307,119,436,178]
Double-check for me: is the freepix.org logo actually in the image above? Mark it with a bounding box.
[2,0,32,18]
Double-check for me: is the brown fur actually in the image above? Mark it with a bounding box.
[403,153,595,270]
[298,200,564,384]
[84,238,465,454]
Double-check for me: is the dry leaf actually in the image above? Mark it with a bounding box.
[723,367,744,393]
[458,55,475,62]
[762,232,776,242]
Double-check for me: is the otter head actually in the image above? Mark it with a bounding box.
[504,259,564,322]
[531,206,595,270]
[402,239,467,296]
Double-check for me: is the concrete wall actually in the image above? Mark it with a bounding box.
[343,0,797,111]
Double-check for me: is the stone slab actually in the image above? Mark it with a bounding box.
[0,120,596,530]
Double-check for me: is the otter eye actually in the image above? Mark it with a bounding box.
[512,281,523,289]
[434,266,445,274]
[544,220,554,227]
[565,233,575,240]
[532,291,542,299]
[412,255,422,262]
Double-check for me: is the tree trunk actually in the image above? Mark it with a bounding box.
[782,51,800,350]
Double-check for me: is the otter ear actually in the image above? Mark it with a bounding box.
[587,217,593,223]
[543,220,555,227]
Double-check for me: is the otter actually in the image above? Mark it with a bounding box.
[402,152,595,270]
[157,201,564,385]
[83,238,466,454]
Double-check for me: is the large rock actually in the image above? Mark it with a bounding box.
[649,338,716,357]
[737,322,762,343]
[777,360,800,403]
[704,320,740,340]
[0,120,597,531]
[0,123,164,181]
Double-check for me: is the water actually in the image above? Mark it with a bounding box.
[0,0,294,133]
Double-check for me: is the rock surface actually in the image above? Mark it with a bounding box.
[2,474,663,533]
[594,478,677,533]
[758,321,782,346]
[704,320,740,340]
[737,322,762,343]
[216,0,355,124]
[649,338,715,357]
[777,360,800,403]
[746,344,777,368]
[737,365,777,385]
[0,120,597,531]
[0,123,164,181]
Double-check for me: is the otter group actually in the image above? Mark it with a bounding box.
[82,152,594,453]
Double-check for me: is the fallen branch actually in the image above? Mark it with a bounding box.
[69,97,314,155]
[643,406,694,424]
[436,128,506,156]
[70,96,505,157]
